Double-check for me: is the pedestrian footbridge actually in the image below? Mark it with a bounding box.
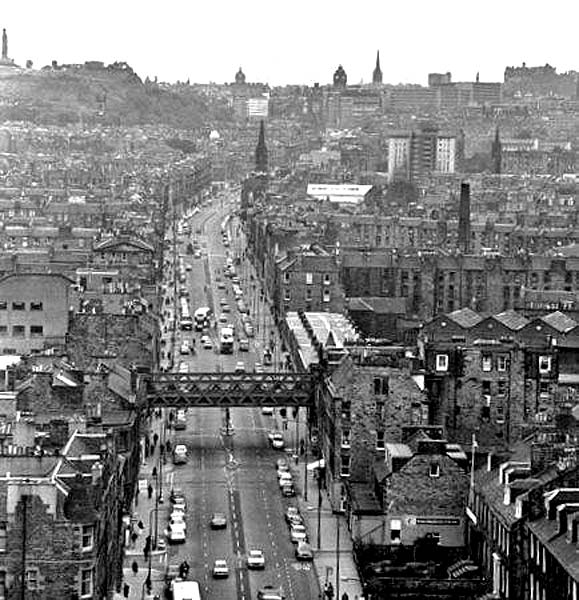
[145,372,316,408]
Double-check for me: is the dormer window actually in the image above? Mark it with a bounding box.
[539,355,552,375]
[429,463,440,478]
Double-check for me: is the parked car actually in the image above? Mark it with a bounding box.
[278,472,293,488]
[212,559,229,578]
[271,432,284,450]
[167,522,186,544]
[172,444,188,465]
[295,542,314,561]
[285,506,303,526]
[235,361,246,373]
[239,338,249,352]
[210,513,227,529]
[247,549,265,569]
[277,458,290,472]
[170,489,186,504]
[257,586,285,600]
[290,524,307,544]
[261,406,274,416]
[281,483,295,497]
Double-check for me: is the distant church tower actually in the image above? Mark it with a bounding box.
[491,127,502,175]
[0,28,15,66]
[255,120,268,173]
[372,51,383,85]
[235,67,246,85]
[333,65,347,89]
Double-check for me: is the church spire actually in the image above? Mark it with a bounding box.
[255,120,268,173]
[491,127,502,175]
[372,50,383,85]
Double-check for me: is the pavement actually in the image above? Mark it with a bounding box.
[283,417,364,600]
[116,413,170,600]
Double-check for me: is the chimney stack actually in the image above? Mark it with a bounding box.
[458,183,471,254]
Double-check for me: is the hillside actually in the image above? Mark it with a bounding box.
[0,63,210,128]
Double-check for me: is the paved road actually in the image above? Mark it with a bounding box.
[156,193,319,600]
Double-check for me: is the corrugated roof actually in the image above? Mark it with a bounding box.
[541,311,578,333]
[494,310,529,331]
[447,308,484,329]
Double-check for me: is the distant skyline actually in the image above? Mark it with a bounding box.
[2,0,578,86]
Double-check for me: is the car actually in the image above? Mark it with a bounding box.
[290,524,307,544]
[219,298,228,307]
[210,513,227,529]
[239,338,249,352]
[247,549,265,569]
[219,314,228,323]
[173,498,186,513]
[167,523,186,544]
[169,511,186,525]
[257,585,285,600]
[278,472,293,488]
[185,264,192,271]
[179,341,190,355]
[222,304,231,313]
[194,250,202,258]
[170,489,186,504]
[271,432,285,450]
[295,542,314,561]
[285,506,303,526]
[231,276,240,284]
[178,362,189,374]
[174,416,186,431]
[172,443,188,465]
[168,516,187,530]
[212,559,229,578]
[281,483,296,497]
[235,361,245,373]
[217,281,226,289]
[261,406,274,416]
[200,335,213,349]
[254,362,263,374]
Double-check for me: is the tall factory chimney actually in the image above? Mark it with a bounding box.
[458,182,471,254]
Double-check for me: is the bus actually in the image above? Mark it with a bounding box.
[180,298,193,331]
[194,306,211,331]
[219,327,234,354]
[172,580,201,600]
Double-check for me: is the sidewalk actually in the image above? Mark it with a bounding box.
[117,413,170,600]
[285,419,364,600]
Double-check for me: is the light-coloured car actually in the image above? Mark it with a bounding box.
[180,341,190,355]
[239,338,249,352]
[235,361,245,373]
[295,542,314,561]
[290,524,307,544]
[261,406,274,416]
[219,314,228,323]
[173,444,188,465]
[247,549,265,569]
[210,513,227,529]
[167,522,186,544]
[212,559,229,578]
[169,514,186,529]
[278,472,293,488]
[257,586,285,600]
[271,432,284,450]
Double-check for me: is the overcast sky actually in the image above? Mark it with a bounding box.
[2,0,577,86]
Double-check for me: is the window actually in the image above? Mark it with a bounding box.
[341,400,351,421]
[373,376,389,395]
[375,400,384,420]
[283,272,290,283]
[429,463,440,477]
[12,326,25,338]
[305,289,312,301]
[81,524,94,552]
[0,302,6,311]
[497,380,507,397]
[322,290,331,303]
[30,326,43,338]
[539,356,552,375]
[497,355,508,372]
[0,327,6,337]
[340,455,350,477]
[30,302,43,311]
[80,568,93,598]
[0,523,5,552]
[341,429,351,448]
[284,289,291,302]
[0,570,5,600]
[323,273,331,286]
[25,569,38,590]
[435,354,448,372]
[376,430,385,450]
[305,272,313,285]
[12,302,25,311]
[481,355,492,372]
[390,519,401,544]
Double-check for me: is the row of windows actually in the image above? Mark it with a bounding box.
[283,272,333,285]
[0,301,43,311]
[0,325,44,337]
[0,523,93,553]
[341,429,385,450]
[284,289,331,302]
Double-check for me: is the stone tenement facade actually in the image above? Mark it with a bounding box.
[423,307,579,451]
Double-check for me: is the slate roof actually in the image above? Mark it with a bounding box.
[494,310,530,331]
[447,308,484,329]
[540,311,578,333]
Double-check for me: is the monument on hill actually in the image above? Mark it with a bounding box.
[0,28,15,66]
